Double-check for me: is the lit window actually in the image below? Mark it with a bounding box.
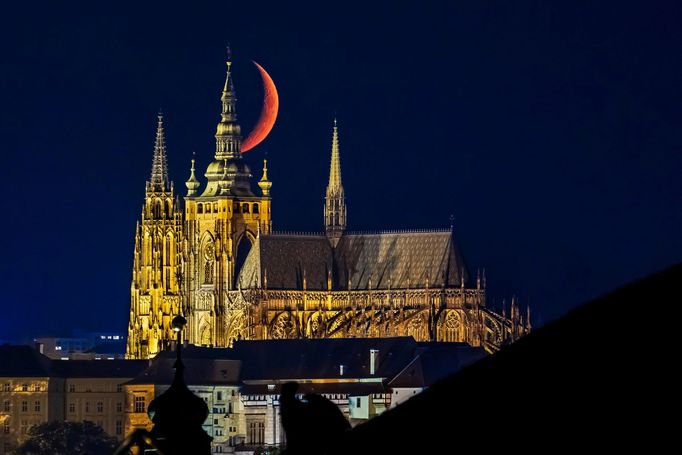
[134,396,145,413]
[21,384,28,392]
[113,336,120,340]
[55,346,62,351]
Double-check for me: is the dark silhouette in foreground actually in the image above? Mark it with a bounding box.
[14,421,117,455]
[280,382,350,455]
[282,264,679,454]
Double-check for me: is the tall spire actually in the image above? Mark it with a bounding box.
[150,112,170,192]
[327,118,343,191]
[215,45,241,159]
[324,118,347,247]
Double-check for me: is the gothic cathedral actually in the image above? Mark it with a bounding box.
[126,55,529,359]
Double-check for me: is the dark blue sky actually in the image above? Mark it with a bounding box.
[1,1,680,341]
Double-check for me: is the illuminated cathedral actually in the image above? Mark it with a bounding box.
[126,54,530,359]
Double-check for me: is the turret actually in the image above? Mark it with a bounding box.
[324,118,347,246]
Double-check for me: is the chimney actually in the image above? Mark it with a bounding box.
[370,349,379,375]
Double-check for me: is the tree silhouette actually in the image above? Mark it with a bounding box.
[14,421,117,455]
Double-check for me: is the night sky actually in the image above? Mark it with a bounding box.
[1,1,680,341]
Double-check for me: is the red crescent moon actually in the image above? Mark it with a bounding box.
[241,61,279,153]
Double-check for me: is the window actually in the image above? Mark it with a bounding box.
[248,421,265,444]
[242,203,249,213]
[2,383,9,392]
[69,384,75,392]
[214,419,219,425]
[96,402,104,413]
[216,391,223,401]
[115,420,122,436]
[116,384,123,392]
[253,203,259,214]
[234,204,240,213]
[134,396,145,413]
[34,401,40,412]
[85,402,90,413]
[116,402,123,413]
[21,384,28,392]
[231,390,235,397]
[3,421,9,434]
[198,203,204,214]
[69,402,75,413]
[21,401,28,412]
[356,397,361,407]
[3,400,9,412]
[20,420,28,434]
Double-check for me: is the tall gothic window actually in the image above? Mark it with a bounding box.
[204,261,213,284]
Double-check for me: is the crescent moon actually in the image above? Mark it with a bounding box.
[241,61,279,153]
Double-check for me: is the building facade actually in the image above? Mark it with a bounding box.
[123,338,484,454]
[126,54,529,359]
[0,346,147,454]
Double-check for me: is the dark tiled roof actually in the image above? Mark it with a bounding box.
[237,230,468,290]
[232,337,418,381]
[0,345,51,377]
[126,356,242,386]
[240,382,386,396]
[335,231,467,289]
[238,234,333,290]
[52,359,149,378]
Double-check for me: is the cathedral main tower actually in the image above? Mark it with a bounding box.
[181,51,272,347]
[126,115,183,359]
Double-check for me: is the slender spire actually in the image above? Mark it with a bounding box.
[327,118,343,192]
[185,153,200,197]
[324,118,347,246]
[215,46,241,159]
[150,112,170,192]
[258,159,272,196]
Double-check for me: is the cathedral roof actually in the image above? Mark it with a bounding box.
[237,229,468,290]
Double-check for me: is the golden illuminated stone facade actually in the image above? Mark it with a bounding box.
[126,115,183,359]
[126,54,528,359]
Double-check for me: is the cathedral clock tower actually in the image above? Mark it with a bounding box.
[182,50,273,348]
[126,115,183,359]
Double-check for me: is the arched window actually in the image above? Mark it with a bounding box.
[166,200,172,217]
[206,204,212,213]
[242,203,250,214]
[213,203,218,212]
[253,203,259,214]
[198,203,204,214]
